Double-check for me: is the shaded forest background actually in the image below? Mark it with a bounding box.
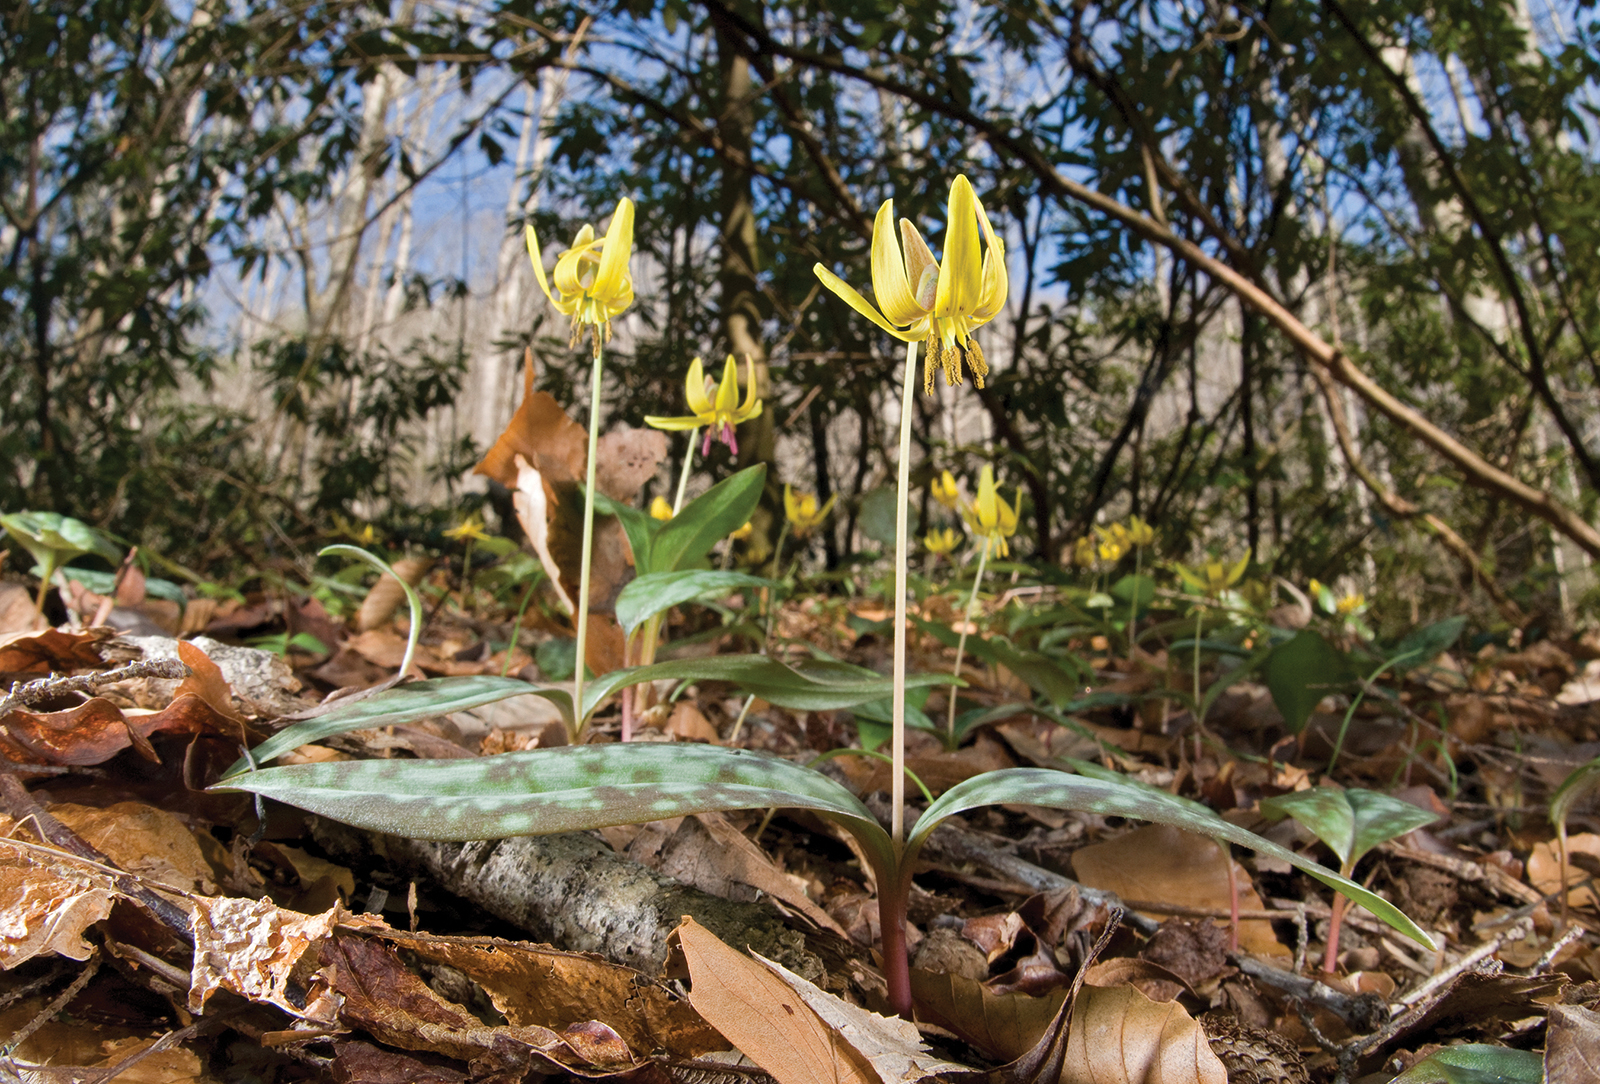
[5,0,1599,639]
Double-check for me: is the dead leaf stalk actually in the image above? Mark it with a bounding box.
[0,658,191,717]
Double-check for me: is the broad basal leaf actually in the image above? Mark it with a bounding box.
[215,743,895,874]
[910,770,1433,949]
[614,570,776,638]
[221,675,547,779]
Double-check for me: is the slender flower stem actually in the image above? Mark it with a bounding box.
[672,427,698,514]
[890,338,918,848]
[946,537,991,741]
[1192,605,1204,724]
[761,522,790,653]
[1127,545,1142,660]
[573,346,605,737]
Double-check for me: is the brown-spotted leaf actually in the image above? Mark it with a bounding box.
[595,425,669,502]
[1059,982,1227,1084]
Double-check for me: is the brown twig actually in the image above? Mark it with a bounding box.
[0,773,193,941]
[0,658,191,718]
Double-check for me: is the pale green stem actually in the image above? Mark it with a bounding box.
[890,339,918,848]
[1127,546,1142,660]
[672,428,698,514]
[1192,605,1204,725]
[727,693,757,744]
[761,521,790,653]
[946,537,991,740]
[573,345,605,737]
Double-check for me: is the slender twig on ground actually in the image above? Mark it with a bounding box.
[0,658,191,718]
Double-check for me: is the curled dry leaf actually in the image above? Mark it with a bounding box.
[0,625,114,674]
[188,897,360,1019]
[356,555,434,632]
[1060,981,1228,1084]
[513,454,575,615]
[0,835,119,967]
[319,931,646,1075]
[387,930,724,1058]
[1,642,246,768]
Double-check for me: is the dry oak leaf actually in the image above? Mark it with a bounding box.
[1531,832,1600,909]
[319,930,645,1076]
[0,641,246,768]
[1060,981,1228,1084]
[385,930,724,1059]
[188,896,368,1018]
[49,800,217,895]
[673,916,964,1084]
[1071,824,1288,958]
[0,836,119,967]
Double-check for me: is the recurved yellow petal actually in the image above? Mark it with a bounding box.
[869,200,922,327]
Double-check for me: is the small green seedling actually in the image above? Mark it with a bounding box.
[1261,786,1439,973]
[0,511,122,615]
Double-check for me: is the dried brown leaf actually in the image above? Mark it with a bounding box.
[187,897,352,1018]
[0,581,47,634]
[474,354,588,491]
[1071,825,1286,958]
[392,931,723,1058]
[49,801,216,895]
[910,968,1067,1063]
[673,916,883,1084]
[0,837,119,967]
[595,425,669,502]
[0,626,112,674]
[1059,983,1228,1084]
[1548,1004,1600,1081]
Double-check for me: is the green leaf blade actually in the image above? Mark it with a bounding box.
[912,769,1433,950]
[652,465,765,572]
[222,675,556,779]
[614,570,776,638]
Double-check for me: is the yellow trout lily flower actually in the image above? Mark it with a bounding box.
[1074,535,1096,568]
[444,514,489,543]
[1336,592,1366,617]
[930,470,961,510]
[924,527,960,556]
[644,355,764,455]
[1126,515,1155,548]
[729,520,754,541]
[960,466,1019,557]
[784,485,836,538]
[813,175,1007,395]
[1094,525,1126,563]
[525,197,635,353]
[1174,553,1250,597]
[649,496,674,522]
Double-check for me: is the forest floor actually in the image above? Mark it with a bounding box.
[2,574,1599,1084]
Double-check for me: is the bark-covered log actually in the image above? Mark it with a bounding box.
[310,820,827,981]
